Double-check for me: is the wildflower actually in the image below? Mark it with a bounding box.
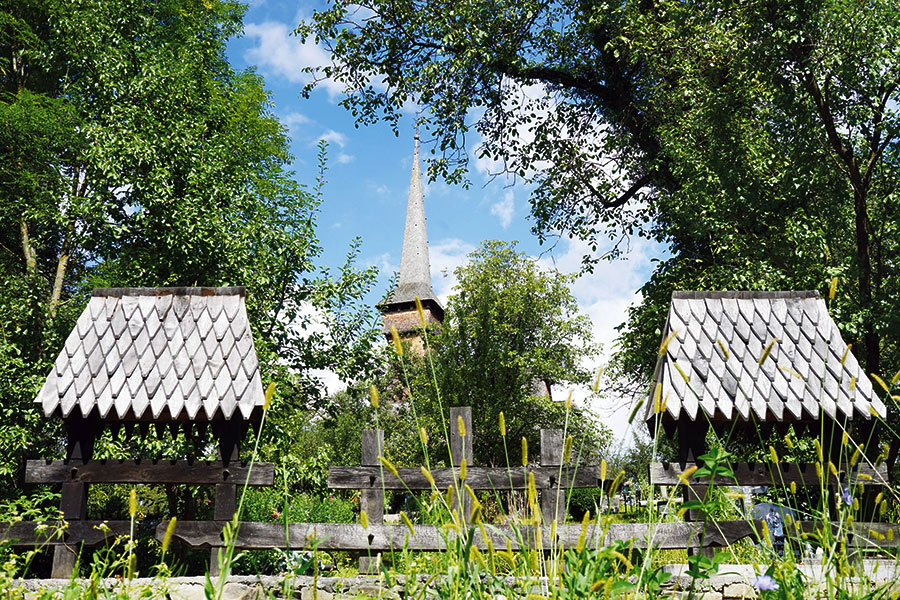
[841,487,853,507]
[415,296,426,327]
[421,466,435,487]
[753,574,779,591]
[378,455,399,477]
[161,517,177,553]
[759,338,779,365]
[677,465,698,484]
[659,330,678,356]
[401,511,415,536]
[264,382,276,411]
[391,326,403,355]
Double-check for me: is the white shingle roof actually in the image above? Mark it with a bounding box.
[647,291,886,424]
[35,287,264,421]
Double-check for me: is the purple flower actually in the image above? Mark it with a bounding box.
[753,575,780,591]
[842,487,853,507]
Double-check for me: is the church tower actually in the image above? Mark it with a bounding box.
[379,135,444,352]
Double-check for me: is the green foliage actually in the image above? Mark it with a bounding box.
[375,240,609,467]
[300,0,900,417]
[0,0,380,501]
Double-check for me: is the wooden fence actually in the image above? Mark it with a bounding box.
[2,407,895,577]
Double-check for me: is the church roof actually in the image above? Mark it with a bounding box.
[646,290,886,425]
[35,287,265,422]
[381,136,442,308]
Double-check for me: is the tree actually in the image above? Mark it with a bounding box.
[383,241,610,467]
[299,0,900,392]
[0,0,380,496]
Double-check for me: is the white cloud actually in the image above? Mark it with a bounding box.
[318,129,348,148]
[243,21,344,98]
[534,235,666,447]
[369,252,398,275]
[490,190,515,229]
[336,152,355,164]
[280,111,311,134]
[428,238,477,302]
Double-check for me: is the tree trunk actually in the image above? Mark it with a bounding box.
[854,187,879,376]
[19,216,36,272]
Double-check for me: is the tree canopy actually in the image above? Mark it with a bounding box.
[300,0,900,395]
[0,0,379,493]
[379,241,609,467]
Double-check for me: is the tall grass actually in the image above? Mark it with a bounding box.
[1,301,899,599]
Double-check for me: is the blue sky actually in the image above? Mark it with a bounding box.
[226,0,668,442]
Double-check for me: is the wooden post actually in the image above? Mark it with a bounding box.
[540,429,566,527]
[52,435,92,579]
[359,429,384,575]
[450,407,473,523]
[210,429,240,576]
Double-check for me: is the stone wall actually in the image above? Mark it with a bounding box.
[11,563,900,600]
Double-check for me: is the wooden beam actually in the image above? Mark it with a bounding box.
[329,466,610,490]
[650,462,888,487]
[450,407,473,523]
[26,460,274,486]
[157,520,765,551]
[0,521,131,546]
[540,429,566,525]
[359,429,384,575]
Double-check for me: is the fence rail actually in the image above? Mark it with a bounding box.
[5,407,896,578]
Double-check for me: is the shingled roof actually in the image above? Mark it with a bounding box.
[35,287,265,422]
[646,291,887,425]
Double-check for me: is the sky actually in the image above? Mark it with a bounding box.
[226,0,669,446]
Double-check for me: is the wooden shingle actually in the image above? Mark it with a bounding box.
[647,291,887,425]
[35,287,264,422]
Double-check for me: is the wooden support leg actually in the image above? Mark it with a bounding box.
[210,426,240,576]
[359,429,384,575]
[209,482,237,576]
[540,429,566,527]
[450,407,473,523]
[51,482,87,578]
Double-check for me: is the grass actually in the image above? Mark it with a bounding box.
[1,305,900,599]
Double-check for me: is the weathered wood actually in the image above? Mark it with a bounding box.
[52,482,88,577]
[450,407,473,523]
[359,429,384,575]
[0,521,131,547]
[329,466,606,491]
[158,520,766,551]
[540,429,566,525]
[25,460,274,486]
[650,462,888,487]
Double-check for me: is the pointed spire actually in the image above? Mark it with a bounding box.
[388,135,439,305]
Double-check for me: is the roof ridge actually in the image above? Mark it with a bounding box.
[671,290,820,300]
[93,287,246,297]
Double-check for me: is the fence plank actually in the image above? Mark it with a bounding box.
[650,462,888,487]
[26,460,274,486]
[540,429,566,525]
[0,521,131,546]
[329,466,607,490]
[359,429,384,575]
[450,407,473,523]
[157,520,770,551]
